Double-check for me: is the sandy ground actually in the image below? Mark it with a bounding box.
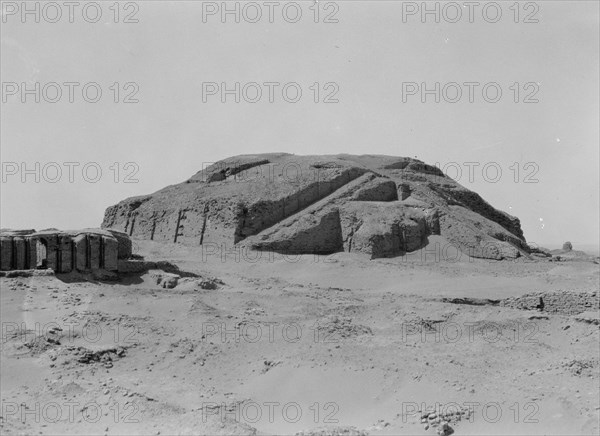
[1,238,599,435]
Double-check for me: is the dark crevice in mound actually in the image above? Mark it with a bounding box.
[206,159,271,183]
[442,297,501,306]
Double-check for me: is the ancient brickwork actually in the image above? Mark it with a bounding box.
[500,290,600,315]
[0,229,131,273]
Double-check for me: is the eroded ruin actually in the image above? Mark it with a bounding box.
[102,154,531,260]
[0,229,132,273]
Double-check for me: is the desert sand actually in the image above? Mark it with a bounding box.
[1,237,598,435]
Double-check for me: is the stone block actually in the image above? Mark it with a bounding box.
[58,236,73,273]
[399,183,411,201]
[28,238,39,269]
[88,234,101,270]
[105,229,132,259]
[13,237,27,270]
[74,234,88,271]
[103,236,118,271]
[0,237,13,271]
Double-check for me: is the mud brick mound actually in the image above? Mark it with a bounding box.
[102,154,529,260]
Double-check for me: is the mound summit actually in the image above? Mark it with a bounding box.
[102,153,530,260]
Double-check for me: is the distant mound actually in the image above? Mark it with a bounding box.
[550,242,598,262]
[102,154,530,260]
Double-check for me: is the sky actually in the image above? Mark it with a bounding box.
[1,0,599,250]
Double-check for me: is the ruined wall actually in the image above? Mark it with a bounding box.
[1,235,35,271]
[428,184,524,241]
[235,167,369,243]
[250,208,344,254]
[109,202,239,247]
[104,229,132,259]
[0,236,12,271]
[103,166,372,248]
[438,208,521,260]
[339,202,435,258]
[0,229,131,273]
[500,290,599,315]
[350,178,398,202]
